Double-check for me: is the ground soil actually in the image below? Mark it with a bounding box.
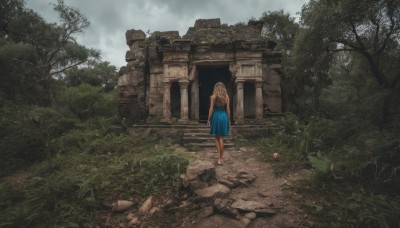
[2,145,319,227]
[174,145,317,228]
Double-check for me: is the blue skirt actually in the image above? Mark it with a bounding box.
[210,106,229,137]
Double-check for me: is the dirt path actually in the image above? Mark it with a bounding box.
[177,145,315,227]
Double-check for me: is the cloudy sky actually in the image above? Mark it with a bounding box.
[26,0,309,68]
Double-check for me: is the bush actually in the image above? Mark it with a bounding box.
[58,84,117,120]
[0,103,78,176]
[0,133,191,227]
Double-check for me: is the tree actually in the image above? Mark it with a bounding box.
[287,26,333,114]
[301,0,400,89]
[64,61,118,92]
[0,38,45,103]
[259,10,302,112]
[260,10,300,52]
[0,0,24,38]
[8,0,99,106]
[286,0,400,117]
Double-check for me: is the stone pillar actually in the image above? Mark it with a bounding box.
[161,80,171,122]
[255,80,264,119]
[178,80,189,122]
[236,80,244,120]
[190,79,199,121]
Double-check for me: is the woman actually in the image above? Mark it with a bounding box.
[207,82,231,165]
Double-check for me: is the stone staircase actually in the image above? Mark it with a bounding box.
[181,125,234,149]
[129,124,234,149]
[130,121,281,149]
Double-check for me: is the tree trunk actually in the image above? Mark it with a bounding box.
[364,54,389,88]
[45,71,56,107]
[390,71,400,90]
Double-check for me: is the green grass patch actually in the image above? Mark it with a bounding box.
[290,179,400,227]
[0,130,192,227]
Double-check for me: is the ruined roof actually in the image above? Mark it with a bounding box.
[182,18,264,43]
[125,18,276,53]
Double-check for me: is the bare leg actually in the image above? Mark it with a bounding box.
[219,137,224,163]
[214,136,221,163]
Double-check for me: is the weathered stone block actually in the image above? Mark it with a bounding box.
[125,29,146,46]
[194,183,230,199]
[265,69,281,85]
[120,18,284,122]
[186,160,215,181]
[194,18,221,28]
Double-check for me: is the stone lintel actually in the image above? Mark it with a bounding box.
[163,60,189,64]
[191,60,231,66]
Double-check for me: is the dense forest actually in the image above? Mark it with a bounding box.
[1,0,399,227]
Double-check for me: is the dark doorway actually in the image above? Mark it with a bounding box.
[170,81,180,119]
[198,66,233,122]
[244,82,255,118]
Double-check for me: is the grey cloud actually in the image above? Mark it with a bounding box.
[26,0,309,67]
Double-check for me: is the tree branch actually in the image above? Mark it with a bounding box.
[50,60,87,75]
[377,13,396,55]
[330,38,364,53]
[349,20,368,52]
[12,58,41,73]
[373,19,380,54]
[327,47,354,53]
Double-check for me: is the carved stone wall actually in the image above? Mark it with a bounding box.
[118,19,283,123]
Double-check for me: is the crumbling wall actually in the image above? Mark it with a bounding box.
[117,29,148,122]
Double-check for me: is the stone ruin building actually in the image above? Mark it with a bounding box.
[118,18,283,124]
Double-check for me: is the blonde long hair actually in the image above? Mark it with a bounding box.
[212,82,228,105]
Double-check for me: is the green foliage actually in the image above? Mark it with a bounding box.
[259,10,299,51]
[58,84,117,120]
[146,31,160,47]
[269,114,329,156]
[0,38,47,104]
[294,180,400,227]
[3,0,100,106]
[308,153,332,180]
[299,0,400,89]
[0,0,25,38]
[128,152,191,194]
[258,10,301,113]
[0,131,191,227]
[257,138,305,176]
[0,102,78,176]
[64,61,118,92]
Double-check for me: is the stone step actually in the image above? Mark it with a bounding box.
[183,132,233,137]
[182,138,233,144]
[132,124,276,129]
[184,142,234,148]
[129,123,282,150]
[184,132,210,137]
[183,134,233,139]
[183,136,233,140]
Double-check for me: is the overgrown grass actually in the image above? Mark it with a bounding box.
[248,113,400,226]
[0,128,192,227]
[291,179,400,227]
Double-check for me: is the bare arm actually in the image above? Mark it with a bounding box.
[207,95,215,126]
[226,95,231,126]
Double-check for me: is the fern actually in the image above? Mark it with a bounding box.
[308,152,332,179]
